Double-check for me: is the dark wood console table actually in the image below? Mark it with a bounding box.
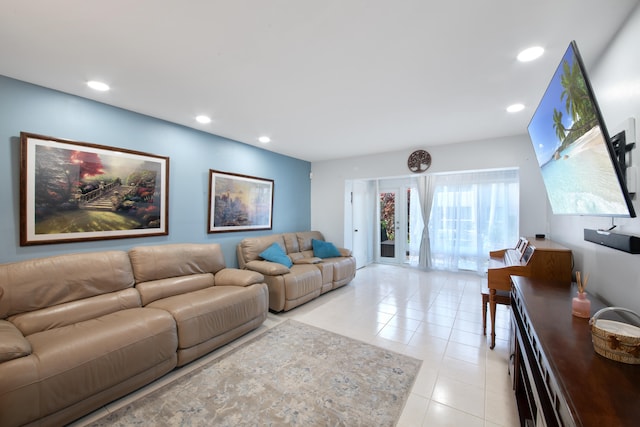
[510,276,640,426]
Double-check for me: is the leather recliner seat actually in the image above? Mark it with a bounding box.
[236,231,356,312]
[0,243,268,427]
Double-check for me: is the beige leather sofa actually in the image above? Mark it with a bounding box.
[0,243,268,427]
[237,231,356,312]
[129,243,268,367]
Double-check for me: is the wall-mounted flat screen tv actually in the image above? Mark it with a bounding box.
[527,40,636,217]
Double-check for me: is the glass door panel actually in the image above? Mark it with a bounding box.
[379,191,396,259]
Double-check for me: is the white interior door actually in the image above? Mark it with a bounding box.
[345,180,374,269]
[352,180,372,268]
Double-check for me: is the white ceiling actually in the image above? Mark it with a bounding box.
[1,1,638,162]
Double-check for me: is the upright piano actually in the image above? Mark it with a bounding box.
[487,237,572,348]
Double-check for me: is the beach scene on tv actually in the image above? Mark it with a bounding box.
[527,44,629,216]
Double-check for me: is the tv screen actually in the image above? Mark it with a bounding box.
[527,41,636,217]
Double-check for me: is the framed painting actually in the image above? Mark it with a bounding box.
[20,132,169,245]
[208,169,273,233]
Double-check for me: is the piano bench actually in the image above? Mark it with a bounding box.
[481,287,511,335]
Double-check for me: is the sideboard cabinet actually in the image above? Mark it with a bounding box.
[510,276,640,427]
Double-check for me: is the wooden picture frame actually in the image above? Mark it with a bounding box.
[208,169,273,233]
[20,132,169,245]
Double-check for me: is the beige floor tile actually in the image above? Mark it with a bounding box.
[396,393,429,426]
[432,375,486,418]
[422,400,485,427]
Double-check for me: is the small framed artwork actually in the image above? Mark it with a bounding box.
[208,169,274,233]
[20,132,169,245]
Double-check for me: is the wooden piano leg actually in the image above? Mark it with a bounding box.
[489,288,497,349]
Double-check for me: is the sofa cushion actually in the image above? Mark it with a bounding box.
[0,251,135,319]
[129,243,226,283]
[328,256,357,284]
[259,242,293,267]
[136,274,214,306]
[296,231,325,251]
[146,285,267,350]
[237,235,286,266]
[282,233,300,253]
[283,265,323,300]
[0,320,31,362]
[312,239,341,258]
[8,288,142,336]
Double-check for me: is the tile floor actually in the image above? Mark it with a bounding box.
[73,263,519,427]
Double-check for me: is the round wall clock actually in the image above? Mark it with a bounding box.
[407,149,432,173]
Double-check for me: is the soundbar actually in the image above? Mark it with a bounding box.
[584,229,640,254]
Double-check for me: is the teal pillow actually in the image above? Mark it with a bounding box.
[312,239,341,258]
[259,242,293,268]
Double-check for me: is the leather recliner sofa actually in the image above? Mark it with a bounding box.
[0,243,268,427]
[236,231,356,312]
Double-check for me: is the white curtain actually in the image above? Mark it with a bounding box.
[408,181,424,266]
[412,175,435,269]
[427,169,519,273]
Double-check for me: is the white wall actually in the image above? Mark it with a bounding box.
[312,4,640,314]
[311,133,549,248]
[549,5,640,312]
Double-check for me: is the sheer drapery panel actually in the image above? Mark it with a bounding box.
[427,169,519,273]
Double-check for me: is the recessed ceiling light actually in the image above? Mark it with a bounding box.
[87,80,110,91]
[517,46,544,62]
[258,136,271,143]
[195,115,211,124]
[507,103,525,113]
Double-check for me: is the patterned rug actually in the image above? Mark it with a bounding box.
[90,320,421,426]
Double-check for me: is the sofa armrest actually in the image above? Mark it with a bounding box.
[215,268,264,287]
[338,247,353,257]
[0,320,32,362]
[245,260,290,276]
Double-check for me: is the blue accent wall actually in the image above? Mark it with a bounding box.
[0,75,311,266]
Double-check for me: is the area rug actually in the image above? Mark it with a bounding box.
[90,320,421,426]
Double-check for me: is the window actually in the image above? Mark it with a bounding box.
[428,169,519,272]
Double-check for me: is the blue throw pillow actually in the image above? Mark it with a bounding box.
[259,242,293,268]
[312,239,341,258]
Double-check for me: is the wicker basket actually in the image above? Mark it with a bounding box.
[590,307,640,364]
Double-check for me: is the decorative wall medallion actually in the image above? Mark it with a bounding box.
[407,149,431,173]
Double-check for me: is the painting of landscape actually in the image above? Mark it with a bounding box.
[208,170,273,233]
[20,133,169,245]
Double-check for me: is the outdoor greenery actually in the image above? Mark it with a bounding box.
[380,192,395,241]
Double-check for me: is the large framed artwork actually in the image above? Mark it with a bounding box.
[208,169,273,233]
[20,132,169,246]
